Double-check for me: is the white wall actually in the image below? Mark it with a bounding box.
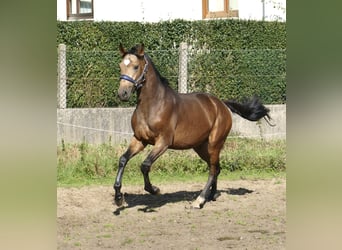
[239,0,263,20]
[264,0,286,21]
[238,0,286,21]
[94,0,202,22]
[57,0,67,21]
[140,0,202,22]
[94,0,141,22]
[57,0,286,22]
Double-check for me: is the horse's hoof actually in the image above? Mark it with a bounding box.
[145,185,160,195]
[190,202,204,209]
[152,186,160,195]
[209,192,220,201]
[114,195,125,207]
[191,196,205,209]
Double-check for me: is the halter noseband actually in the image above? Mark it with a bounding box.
[119,55,149,90]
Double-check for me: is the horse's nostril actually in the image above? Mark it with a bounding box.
[118,89,130,101]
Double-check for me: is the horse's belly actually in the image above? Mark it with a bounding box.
[171,124,211,149]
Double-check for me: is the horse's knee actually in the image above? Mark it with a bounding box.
[119,155,128,168]
[140,158,152,174]
[141,164,148,175]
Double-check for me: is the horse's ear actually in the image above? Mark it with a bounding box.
[136,43,145,57]
[119,43,126,56]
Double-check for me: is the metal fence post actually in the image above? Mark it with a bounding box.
[57,44,67,109]
[178,42,188,93]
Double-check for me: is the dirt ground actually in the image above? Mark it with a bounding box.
[57,178,286,249]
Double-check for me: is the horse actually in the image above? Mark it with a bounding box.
[114,44,272,209]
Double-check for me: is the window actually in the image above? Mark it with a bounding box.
[67,0,93,20]
[202,0,238,19]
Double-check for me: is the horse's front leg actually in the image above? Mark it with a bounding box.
[141,142,169,195]
[114,137,145,206]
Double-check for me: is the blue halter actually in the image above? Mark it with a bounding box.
[119,55,149,90]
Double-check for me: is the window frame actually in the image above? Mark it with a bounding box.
[67,0,94,20]
[202,0,238,19]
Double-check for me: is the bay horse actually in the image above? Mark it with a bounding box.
[114,44,271,209]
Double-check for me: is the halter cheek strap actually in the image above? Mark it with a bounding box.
[119,55,149,90]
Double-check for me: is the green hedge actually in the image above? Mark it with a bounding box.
[57,19,286,107]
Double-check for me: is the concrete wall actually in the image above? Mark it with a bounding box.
[57,105,285,145]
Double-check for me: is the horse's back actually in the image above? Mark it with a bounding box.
[171,92,232,149]
[178,92,230,117]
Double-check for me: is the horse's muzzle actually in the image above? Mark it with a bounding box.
[118,87,132,101]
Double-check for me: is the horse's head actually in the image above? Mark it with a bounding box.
[118,44,148,101]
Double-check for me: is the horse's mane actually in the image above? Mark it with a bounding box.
[144,54,170,86]
[127,45,170,86]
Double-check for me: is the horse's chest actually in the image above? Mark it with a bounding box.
[131,113,157,143]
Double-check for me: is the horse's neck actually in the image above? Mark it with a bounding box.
[137,69,171,107]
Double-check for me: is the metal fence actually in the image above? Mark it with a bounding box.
[57,44,67,109]
[57,43,286,108]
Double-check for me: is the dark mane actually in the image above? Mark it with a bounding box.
[125,46,144,59]
[127,45,169,86]
[144,54,170,86]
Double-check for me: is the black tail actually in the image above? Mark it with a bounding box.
[224,96,274,125]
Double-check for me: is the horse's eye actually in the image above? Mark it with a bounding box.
[134,65,139,70]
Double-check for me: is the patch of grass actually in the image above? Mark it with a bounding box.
[96,234,112,238]
[225,210,235,218]
[121,237,134,246]
[103,224,114,229]
[236,220,247,226]
[57,138,286,187]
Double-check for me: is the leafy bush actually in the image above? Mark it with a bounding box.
[57,19,285,107]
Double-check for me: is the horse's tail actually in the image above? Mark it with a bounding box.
[223,96,275,126]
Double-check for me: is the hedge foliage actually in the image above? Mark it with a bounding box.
[57,19,286,107]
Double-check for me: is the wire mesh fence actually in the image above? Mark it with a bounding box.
[57,43,286,108]
[57,44,67,108]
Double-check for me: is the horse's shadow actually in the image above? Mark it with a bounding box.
[113,187,253,215]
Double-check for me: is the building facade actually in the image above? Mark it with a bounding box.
[57,0,286,22]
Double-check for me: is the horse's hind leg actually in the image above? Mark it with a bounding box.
[192,142,223,209]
